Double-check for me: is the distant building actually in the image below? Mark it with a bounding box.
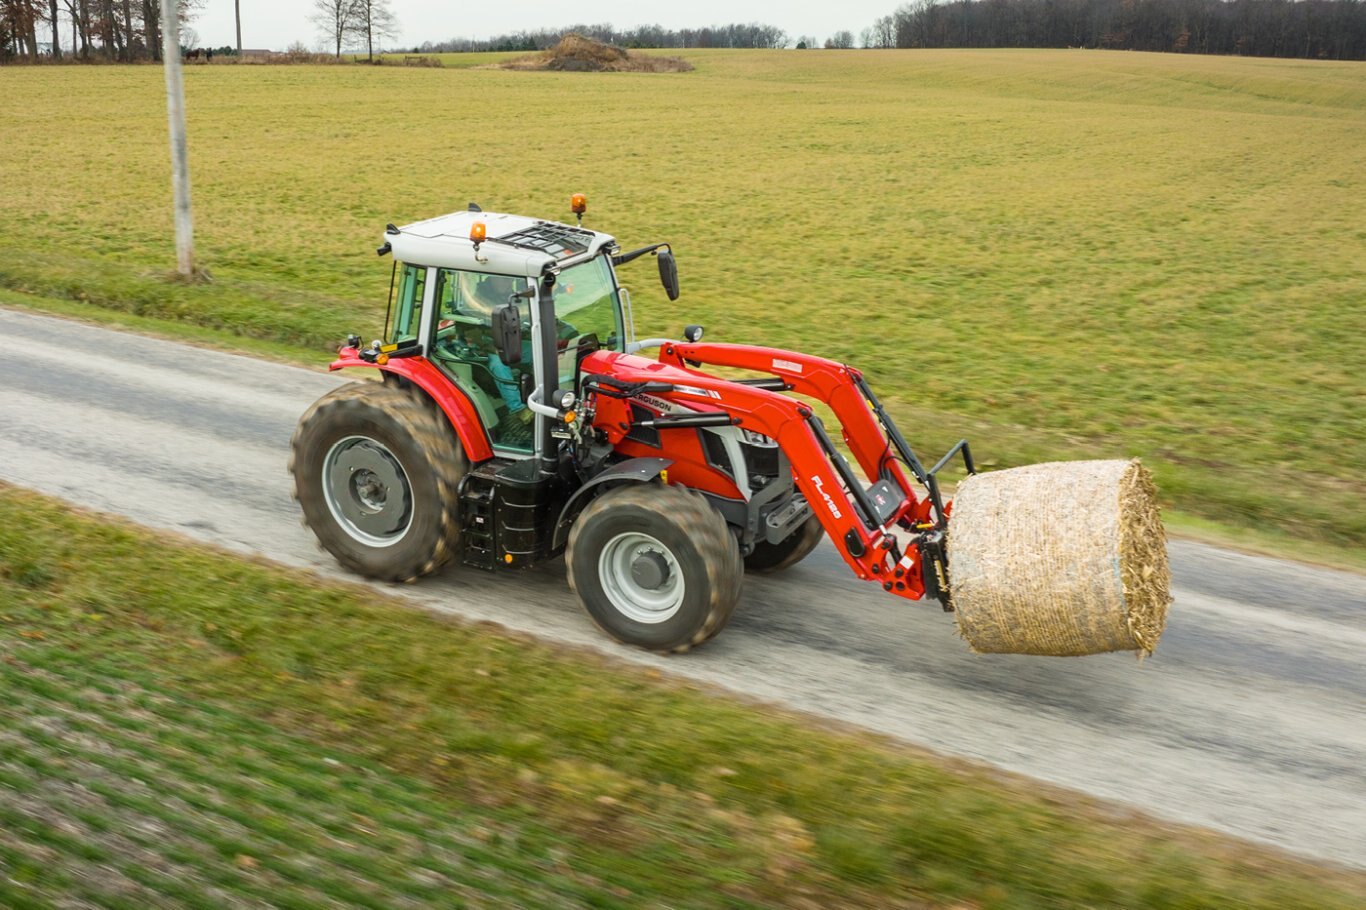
[241,48,273,59]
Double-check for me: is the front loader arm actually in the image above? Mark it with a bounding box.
[581,348,944,603]
[658,342,925,513]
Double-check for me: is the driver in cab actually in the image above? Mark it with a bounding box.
[436,273,533,427]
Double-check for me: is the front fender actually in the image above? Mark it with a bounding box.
[330,349,493,463]
[552,457,673,550]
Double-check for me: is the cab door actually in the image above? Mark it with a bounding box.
[426,267,536,454]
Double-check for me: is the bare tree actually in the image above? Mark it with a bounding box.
[825,30,855,47]
[47,0,58,56]
[351,0,395,61]
[310,0,357,58]
[119,0,132,58]
[63,0,88,56]
[866,14,897,48]
[141,0,156,58]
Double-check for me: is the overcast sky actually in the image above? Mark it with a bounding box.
[190,1,897,52]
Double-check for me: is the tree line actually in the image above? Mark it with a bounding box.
[0,0,396,61]
[10,1,1363,62]
[863,0,1366,59]
[413,22,790,54]
[0,0,199,61]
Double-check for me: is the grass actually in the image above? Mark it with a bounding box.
[0,49,1363,548]
[2,482,1365,908]
[367,50,522,68]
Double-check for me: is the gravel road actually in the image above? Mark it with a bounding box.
[2,306,1363,868]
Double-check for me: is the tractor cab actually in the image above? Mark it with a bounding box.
[379,208,632,456]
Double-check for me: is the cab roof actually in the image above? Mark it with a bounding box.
[387,210,618,277]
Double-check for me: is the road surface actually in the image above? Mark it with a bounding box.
[2,306,1363,869]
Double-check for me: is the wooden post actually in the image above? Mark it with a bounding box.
[160,0,195,277]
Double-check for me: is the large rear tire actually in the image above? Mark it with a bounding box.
[567,484,743,653]
[744,514,824,574]
[290,381,466,582]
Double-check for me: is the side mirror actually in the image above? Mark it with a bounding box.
[492,303,522,365]
[657,249,680,301]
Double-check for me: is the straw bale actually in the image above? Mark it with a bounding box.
[947,459,1171,656]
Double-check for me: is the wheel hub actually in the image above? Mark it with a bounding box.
[352,469,388,510]
[630,550,671,590]
[322,436,413,547]
[598,532,685,624]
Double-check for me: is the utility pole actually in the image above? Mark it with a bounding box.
[160,0,195,277]
[235,0,241,54]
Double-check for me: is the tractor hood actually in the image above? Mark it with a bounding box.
[387,210,617,277]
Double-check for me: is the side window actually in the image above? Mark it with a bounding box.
[388,264,426,345]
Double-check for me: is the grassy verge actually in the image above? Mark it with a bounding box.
[2,484,1364,908]
[0,288,328,369]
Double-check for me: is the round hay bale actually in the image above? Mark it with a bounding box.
[947,459,1171,656]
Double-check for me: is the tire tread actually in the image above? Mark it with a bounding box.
[567,483,742,653]
[290,381,466,582]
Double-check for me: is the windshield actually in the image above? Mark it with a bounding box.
[552,257,624,386]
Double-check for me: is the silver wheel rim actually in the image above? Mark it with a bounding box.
[322,435,413,547]
[598,531,685,624]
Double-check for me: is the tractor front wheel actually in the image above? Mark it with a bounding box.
[290,381,466,582]
[567,484,742,653]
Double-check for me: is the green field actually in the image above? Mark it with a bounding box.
[3,483,1365,909]
[2,49,1363,546]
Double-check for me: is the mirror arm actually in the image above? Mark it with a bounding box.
[611,242,670,267]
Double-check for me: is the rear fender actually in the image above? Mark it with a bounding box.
[330,350,493,463]
[552,457,672,549]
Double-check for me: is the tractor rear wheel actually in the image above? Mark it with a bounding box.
[290,381,466,582]
[567,484,743,653]
[744,515,824,573]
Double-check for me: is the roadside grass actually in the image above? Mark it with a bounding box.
[1,50,1363,546]
[3,485,1366,908]
[0,288,331,370]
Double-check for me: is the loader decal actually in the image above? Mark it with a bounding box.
[812,475,843,520]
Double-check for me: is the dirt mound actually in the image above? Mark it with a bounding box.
[500,34,693,73]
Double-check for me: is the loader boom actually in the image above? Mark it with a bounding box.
[582,342,958,604]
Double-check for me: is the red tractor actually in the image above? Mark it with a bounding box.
[291,199,974,652]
